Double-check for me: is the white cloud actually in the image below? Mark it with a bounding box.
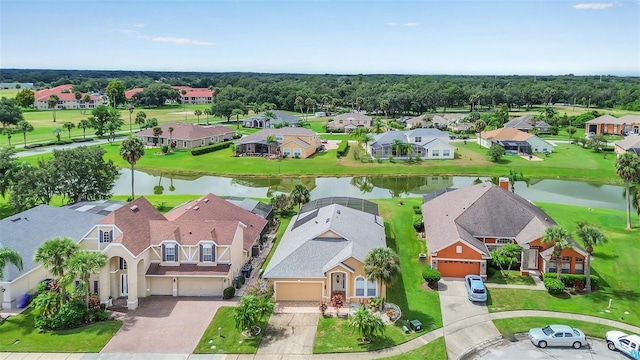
[404,22,419,27]
[385,22,398,26]
[573,3,613,9]
[151,36,216,46]
[131,23,145,28]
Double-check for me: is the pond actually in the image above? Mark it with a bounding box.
[113,169,627,211]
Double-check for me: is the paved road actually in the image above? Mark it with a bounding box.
[471,336,628,360]
[14,136,129,158]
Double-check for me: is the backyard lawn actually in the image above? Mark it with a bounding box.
[493,317,638,339]
[0,308,121,352]
[488,203,640,327]
[194,306,268,354]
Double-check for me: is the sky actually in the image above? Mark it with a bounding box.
[1,0,639,76]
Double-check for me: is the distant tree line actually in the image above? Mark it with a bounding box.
[2,69,638,113]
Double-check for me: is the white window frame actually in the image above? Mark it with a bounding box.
[354,276,377,298]
[456,245,463,254]
[202,245,213,262]
[496,238,513,244]
[165,246,176,262]
[432,150,440,157]
[415,136,422,143]
[276,134,283,141]
[294,148,302,157]
[443,149,451,157]
[183,141,188,148]
[102,231,111,243]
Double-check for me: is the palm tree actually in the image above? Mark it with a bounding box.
[474,119,487,145]
[181,90,188,122]
[126,104,135,133]
[0,246,23,279]
[48,95,59,122]
[356,97,364,112]
[65,250,107,307]
[391,139,405,159]
[232,108,243,129]
[266,134,278,154]
[361,133,374,157]
[77,119,91,140]
[120,136,146,200]
[380,100,390,119]
[34,237,80,304]
[51,126,62,142]
[289,184,310,210]
[363,247,400,302]
[62,121,75,139]
[233,295,260,332]
[1,127,15,146]
[615,152,640,229]
[82,94,91,115]
[263,110,277,128]
[152,126,163,147]
[203,108,212,124]
[349,306,385,342]
[168,126,174,151]
[295,96,305,115]
[349,128,369,160]
[305,97,315,120]
[16,120,34,146]
[575,222,607,292]
[135,111,147,130]
[541,225,572,280]
[372,118,384,134]
[194,109,203,124]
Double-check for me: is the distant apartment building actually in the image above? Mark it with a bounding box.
[34,84,105,110]
[125,86,214,105]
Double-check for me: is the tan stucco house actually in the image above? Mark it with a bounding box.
[263,199,386,302]
[326,113,373,132]
[422,181,587,279]
[135,123,236,150]
[614,136,640,156]
[479,127,554,154]
[586,114,640,136]
[235,127,321,159]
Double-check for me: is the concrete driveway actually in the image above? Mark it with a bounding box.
[257,312,320,355]
[101,296,228,354]
[439,278,501,359]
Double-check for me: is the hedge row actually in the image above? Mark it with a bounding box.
[543,273,599,288]
[24,137,94,149]
[191,141,232,156]
[543,278,565,294]
[336,140,349,158]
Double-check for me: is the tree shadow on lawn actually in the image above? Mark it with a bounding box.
[589,267,611,288]
[357,334,398,351]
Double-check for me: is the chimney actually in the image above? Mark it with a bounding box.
[498,177,509,191]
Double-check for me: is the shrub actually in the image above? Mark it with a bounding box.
[413,215,424,232]
[161,145,169,154]
[542,273,599,288]
[223,286,236,299]
[544,278,566,294]
[318,301,327,316]
[422,269,441,286]
[235,275,245,286]
[36,299,86,330]
[412,205,422,215]
[336,140,350,158]
[191,141,232,156]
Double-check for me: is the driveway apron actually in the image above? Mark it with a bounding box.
[257,311,320,355]
[439,278,501,359]
[101,296,227,354]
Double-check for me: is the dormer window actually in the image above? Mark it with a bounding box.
[200,244,214,263]
[99,229,113,243]
[162,244,178,262]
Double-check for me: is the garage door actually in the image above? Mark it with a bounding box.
[275,282,322,301]
[437,260,480,278]
[178,278,223,296]
[149,277,173,295]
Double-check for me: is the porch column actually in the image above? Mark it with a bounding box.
[127,259,139,310]
[1,284,12,309]
[99,266,110,304]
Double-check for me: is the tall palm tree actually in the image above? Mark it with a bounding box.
[194,109,203,124]
[232,108,243,129]
[152,126,163,147]
[77,119,91,140]
[289,184,310,210]
[361,133,374,157]
[364,247,400,303]
[16,120,34,146]
[294,96,305,115]
[305,97,315,120]
[82,94,91,115]
[168,126,174,151]
[266,134,278,154]
[62,122,75,139]
[541,225,572,280]
[474,119,487,145]
[65,250,107,307]
[126,104,135,133]
[372,118,384,134]
[263,110,277,128]
[181,90,188,122]
[391,139,405,159]
[48,95,59,122]
[135,111,147,130]
[34,237,80,304]
[119,136,146,199]
[615,152,640,229]
[203,108,212,124]
[380,100,390,120]
[0,246,23,279]
[575,222,607,292]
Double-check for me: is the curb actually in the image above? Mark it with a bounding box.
[458,335,505,360]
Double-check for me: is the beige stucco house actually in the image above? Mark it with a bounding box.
[34,84,105,110]
[479,127,554,154]
[263,199,386,303]
[326,113,373,132]
[135,123,236,150]
[235,127,321,159]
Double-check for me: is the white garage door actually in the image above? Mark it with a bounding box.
[178,277,224,296]
[149,277,173,295]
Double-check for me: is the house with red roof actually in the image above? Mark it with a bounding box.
[34,84,105,110]
[79,194,269,310]
[125,86,213,105]
[134,123,236,150]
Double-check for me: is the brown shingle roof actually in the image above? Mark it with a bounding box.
[146,263,230,276]
[235,127,318,145]
[165,193,268,251]
[481,127,533,141]
[135,123,235,141]
[149,220,239,246]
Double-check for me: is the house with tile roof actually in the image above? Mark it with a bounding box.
[479,127,554,154]
[370,128,455,160]
[134,123,236,150]
[263,201,386,302]
[586,114,640,136]
[1,205,109,309]
[422,181,587,278]
[79,194,268,310]
[34,84,105,110]
[504,114,551,134]
[242,110,302,128]
[614,135,640,156]
[327,113,373,132]
[235,127,321,159]
[125,86,213,104]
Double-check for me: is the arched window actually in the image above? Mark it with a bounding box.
[354,276,377,297]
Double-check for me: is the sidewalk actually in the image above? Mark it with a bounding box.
[484,274,546,291]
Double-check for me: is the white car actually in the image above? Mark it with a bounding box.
[606,330,640,359]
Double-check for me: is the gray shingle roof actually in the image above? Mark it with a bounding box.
[263,204,385,278]
[245,110,301,125]
[615,136,640,152]
[371,129,449,148]
[504,114,551,130]
[0,205,106,282]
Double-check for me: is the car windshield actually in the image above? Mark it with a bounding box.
[471,280,485,293]
[542,326,554,336]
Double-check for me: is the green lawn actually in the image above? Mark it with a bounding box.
[314,316,423,353]
[194,306,268,354]
[493,317,638,339]
[261,216,292,272]
[488,203,640,327]
[485,269,536,286]
[379,337,447,360]
[0,308,122,352]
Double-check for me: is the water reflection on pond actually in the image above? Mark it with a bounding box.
[113,169,626,211]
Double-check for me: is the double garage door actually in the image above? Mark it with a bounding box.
[148,277,224,296]
[275,282,323,301]
[437,260,480,278]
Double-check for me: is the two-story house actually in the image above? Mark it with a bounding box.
[326,113,373,132]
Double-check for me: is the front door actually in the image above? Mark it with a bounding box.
[527,249,538,270]
[121,274,128,296]
[332,273,346,299]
